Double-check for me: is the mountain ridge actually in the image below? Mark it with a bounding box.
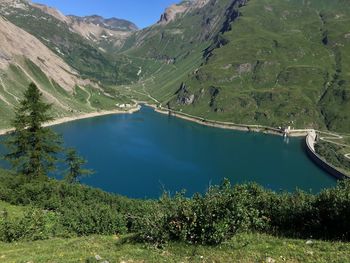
[0,0,349,133]
[67,15,138,32]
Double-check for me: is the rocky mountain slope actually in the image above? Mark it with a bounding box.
[0,0,349,133]
[0,1,133,129]
[0,0,139,85]
[68,15,138,32]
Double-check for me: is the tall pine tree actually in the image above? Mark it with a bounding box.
[5,83,62,179]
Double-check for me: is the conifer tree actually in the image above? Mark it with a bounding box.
[5,83,62,179]
[65,148,93,184]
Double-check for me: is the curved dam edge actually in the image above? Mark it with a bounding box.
[305,131,348,180]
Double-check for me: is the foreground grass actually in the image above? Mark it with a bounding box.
[0,233,349,262]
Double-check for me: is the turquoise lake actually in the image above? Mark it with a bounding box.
[0,106,336,198]
[51,106,335,198]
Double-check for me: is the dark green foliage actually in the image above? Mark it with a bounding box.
[315,141,350,173]
[0,171,152,239]
[65,148,94,184]
[0,207,60,242]
[60,202,126,236]
[134,182,270,246]
[4,83,62,179]
[1,168,350,245]
[135,180,350,246]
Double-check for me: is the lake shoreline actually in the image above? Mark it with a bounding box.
[140,103,311,138]
[0,101,313,138]
[0,105,141,136]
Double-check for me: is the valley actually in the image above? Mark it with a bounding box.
[0,0,349,134]
[0,1,350,261]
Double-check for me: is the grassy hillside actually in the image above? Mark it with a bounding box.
[1,232,350,262]
[0,60,125,129]
[1,0,349,133]
[1,166,350,262]
[121,0,350,133]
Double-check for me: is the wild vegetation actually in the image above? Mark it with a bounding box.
[315,140,350,175]
[1,168,350,254]
[0,84,349,261]
[0,0,350,261]
[160,0,350,132]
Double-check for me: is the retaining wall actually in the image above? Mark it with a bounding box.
[305,133,348,179]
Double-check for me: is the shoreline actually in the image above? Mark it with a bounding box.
[143,103,311,138]
[1,101,346,179]
[0,101,318,138]
[0,105,141,136]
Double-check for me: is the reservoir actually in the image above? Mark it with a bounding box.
[53,106,335,198]
[0,106,336,198]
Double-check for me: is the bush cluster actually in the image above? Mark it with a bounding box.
[0,208,61,242]
[134,181,269,246]
[1,171,350,245]
[315,141,350,172]
[0,172,153,242]
[135,180,350,246]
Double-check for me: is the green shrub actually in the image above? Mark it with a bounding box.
[313,181,350,240]
[0,207,61,242]
[0,173,148,239]
[1,169,350,245]
[60,202,127,236]
[135,181,270,245]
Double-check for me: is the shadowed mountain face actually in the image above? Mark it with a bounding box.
[0,0,349,132]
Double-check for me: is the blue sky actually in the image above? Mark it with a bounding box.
[32,0,181,29]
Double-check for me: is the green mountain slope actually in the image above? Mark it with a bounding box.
[123,0,350,133]
[0,0,349,133]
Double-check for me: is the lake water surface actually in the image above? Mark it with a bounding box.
[48,106,335,198]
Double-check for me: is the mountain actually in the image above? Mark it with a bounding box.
[68,15,138,32]
[0,0,140,85]
[0,0,135,128]
[121,0,350,133]
[158,0,210,24]
[0,0,349,133]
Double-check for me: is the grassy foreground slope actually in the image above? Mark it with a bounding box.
[1,233,350,263]
[130,0,350,133]
[1,193,349,263]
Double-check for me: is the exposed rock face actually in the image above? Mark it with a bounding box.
[0,0,27,10]
[158,4,188,24]
[68,17,132,47]
[0,16,91,92]
[237,63,252,74]
[175,83,195,105]
[26,2,137,46]
[68,15,138,32]
[158,0,210,25]
[30,2,70,24]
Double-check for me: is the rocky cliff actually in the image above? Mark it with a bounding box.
[158,0,210,24]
